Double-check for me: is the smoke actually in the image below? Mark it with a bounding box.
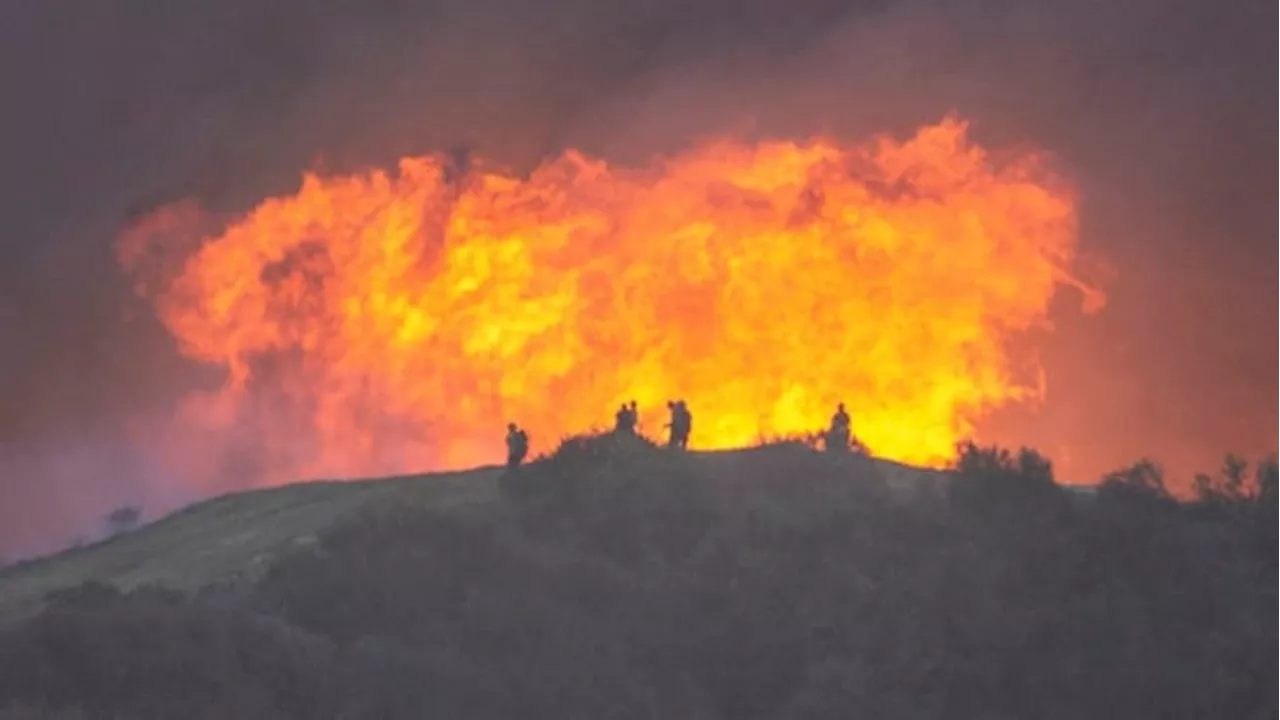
[0,435,191,559]
[0,0,1274,556]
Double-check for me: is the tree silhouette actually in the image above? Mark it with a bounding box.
[104,505,142,537]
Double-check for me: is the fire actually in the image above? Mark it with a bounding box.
[119,116,1100,488]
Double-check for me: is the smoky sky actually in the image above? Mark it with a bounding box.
[0,0,1275,557]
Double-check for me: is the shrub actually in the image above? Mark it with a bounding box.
[104,505,142,536]
[0,584,340,720]
[947,441,1068,529]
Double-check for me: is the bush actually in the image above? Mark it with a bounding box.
[104,505,142,536]
[506,430,717,563]
[947,441,1069,531]
[0,584,340,720]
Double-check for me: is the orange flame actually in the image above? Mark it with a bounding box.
[119,116,1101,488]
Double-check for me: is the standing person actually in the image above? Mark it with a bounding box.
[826,403,851,453]
[616,400,639,434]
[506,422,529,469]
[675,400,692,450]
[664,401,681,448]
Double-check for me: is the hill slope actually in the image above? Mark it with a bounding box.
[0,446,940,621]
[0,465,501,620]
[0,437,1272,720]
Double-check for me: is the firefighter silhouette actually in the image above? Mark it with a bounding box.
[615,400,639,434]
[826,403,851,453]
[506,422,529,468]
[664,400,692,450]
[665,401,680,448]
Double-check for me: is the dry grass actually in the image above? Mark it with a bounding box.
[0,451,941,622]
[0,466,504,621]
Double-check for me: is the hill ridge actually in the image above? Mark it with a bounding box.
[10,442,1097,621]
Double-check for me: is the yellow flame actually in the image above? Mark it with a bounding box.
[119,116,1098,487]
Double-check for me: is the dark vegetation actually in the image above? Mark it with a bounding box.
[103,505,142,538]
[0,434,1274,719]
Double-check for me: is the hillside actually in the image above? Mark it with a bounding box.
[0,445,941,621]
[0,435,1272,720]
[0,466,501,621]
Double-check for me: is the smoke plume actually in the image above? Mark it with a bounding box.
[0,0,1273,556]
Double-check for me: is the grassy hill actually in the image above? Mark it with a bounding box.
[0,444,941,621]
[0,466,501,621]
[0,435,1271,720]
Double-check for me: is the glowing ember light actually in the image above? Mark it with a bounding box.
[118,115,1102,489]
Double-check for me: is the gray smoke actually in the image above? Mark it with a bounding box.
[0,0,1274,556]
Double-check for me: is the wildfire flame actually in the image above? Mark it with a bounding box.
[119,116,1101,489]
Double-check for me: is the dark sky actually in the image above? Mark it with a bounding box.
[0,0,1275,557]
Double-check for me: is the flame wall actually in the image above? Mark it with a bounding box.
[118,117,1100,489]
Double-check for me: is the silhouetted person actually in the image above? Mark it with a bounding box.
[615,404,632,434]
[826,402,851,453]
[664,401,681,448]
[832,402,850,430]
[506,422,529,469]
[674,400,691,449]
[615,400,639,435]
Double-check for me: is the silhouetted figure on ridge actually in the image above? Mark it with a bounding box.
[832,402,850,431]
[826,402,851,453]
[665,401,681,448]
[506,422,529,469]
[665,400,692,450]
[615,400,639,435]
